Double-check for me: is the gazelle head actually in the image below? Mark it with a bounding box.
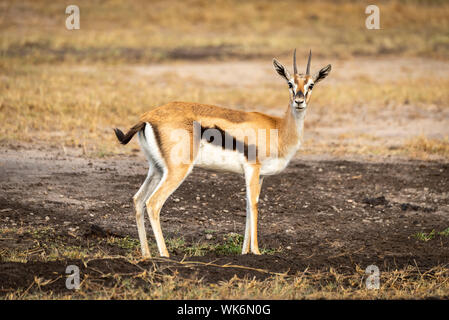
[273,49,331,111]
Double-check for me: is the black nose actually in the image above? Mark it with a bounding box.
[295,91,304,104]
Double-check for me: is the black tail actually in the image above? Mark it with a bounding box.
[114,122,146,145]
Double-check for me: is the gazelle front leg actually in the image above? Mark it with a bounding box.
[242,164,262,255]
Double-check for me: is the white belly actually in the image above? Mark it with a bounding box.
[194,141,299,176]
[260,157,290,175]
[195,141,245,174]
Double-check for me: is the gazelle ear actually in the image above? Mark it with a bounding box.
[313,64,332,83]
[273,58,291,82]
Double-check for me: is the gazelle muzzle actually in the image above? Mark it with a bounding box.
[294,91,306,108]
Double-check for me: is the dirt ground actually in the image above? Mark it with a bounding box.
[0,145,448,295]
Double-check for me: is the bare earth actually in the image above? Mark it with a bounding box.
[0,146,448,294]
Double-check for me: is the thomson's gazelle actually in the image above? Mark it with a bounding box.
[114,50,331,257]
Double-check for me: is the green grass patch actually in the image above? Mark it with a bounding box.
[413,227,449,242]
[107,236,140,250]
[166,233,281,256]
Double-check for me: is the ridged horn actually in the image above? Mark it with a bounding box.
[306,49,311,75]
[293,48,298,75]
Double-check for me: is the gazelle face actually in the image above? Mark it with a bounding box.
[288,74,314,110]
[273,49,331,112]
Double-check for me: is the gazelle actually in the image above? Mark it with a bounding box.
[114,50,331,258]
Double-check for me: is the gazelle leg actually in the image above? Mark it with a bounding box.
[242,165,262,255]
[242,199,251,254]
[242,176,263,254]
[133,165,163,258]
[145,165,192,257]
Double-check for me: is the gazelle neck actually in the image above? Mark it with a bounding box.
[278,104,306,157]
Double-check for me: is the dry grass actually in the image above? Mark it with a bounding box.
[2,262,449,300]
[402,135,449,159]
[0,227,449,299]
[1,225,448,299]
[1,62,449,158]
[1,0,449,158]
[1,0,449,63]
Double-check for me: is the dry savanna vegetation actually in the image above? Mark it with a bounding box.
[0,0,448,300]
[0,0,449,158]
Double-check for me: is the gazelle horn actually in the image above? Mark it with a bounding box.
[293,48,298,75]
[306,49,311,75]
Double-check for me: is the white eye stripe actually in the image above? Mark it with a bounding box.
[306,82,314,93]
[288,80,298,93]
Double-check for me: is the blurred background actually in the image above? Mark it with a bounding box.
[0,0,448,159]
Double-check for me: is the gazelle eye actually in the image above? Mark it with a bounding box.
[309,84,314,90]
[288,82,293,89]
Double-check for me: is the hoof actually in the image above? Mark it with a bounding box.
[160,251,170,258]
[141,252,152,260]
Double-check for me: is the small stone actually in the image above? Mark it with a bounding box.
[206,234,213,240]
[286,246,292,250]
[45,216,50,221]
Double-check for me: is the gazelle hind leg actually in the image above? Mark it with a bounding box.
[145,164,193,257]
[242,165,262,255]
[133,165,163,258]
[134,129,166,258]
[133,171,152,258]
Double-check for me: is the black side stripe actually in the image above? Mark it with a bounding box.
[199,124,257,161]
